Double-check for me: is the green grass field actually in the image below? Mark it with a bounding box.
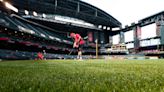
[0,59,164,92]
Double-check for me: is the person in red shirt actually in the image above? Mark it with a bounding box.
[37,52,44,60]
[70,33,85,60]
[70,33,85,48]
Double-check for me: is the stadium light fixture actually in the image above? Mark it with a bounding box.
[42,13,46,18]
[107,27,110,30]
[103,26,106,30]
[49,36,54,40]
[33,11,37,16]
[112,27,120,31]
[98,25,102,29]
[21,33,24,35]
[25,10,29,15]
[41,33,46,38]
[5,2,18,13]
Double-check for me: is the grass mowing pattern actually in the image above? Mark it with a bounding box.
[0,59,164,92]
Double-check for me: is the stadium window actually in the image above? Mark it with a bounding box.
[124,30,134,42]
[126,43,134,49]
[141,23,156,39]
[112,34,120,44]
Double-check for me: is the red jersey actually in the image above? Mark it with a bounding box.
[37,52,43,60]
[71,33,85,48]
[74,34,85,45]
[74,34,81,42]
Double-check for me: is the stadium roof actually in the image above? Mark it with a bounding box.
[10,0,122,28]
[139,11,164,23]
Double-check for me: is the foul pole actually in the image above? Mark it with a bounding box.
[96,39,98,59]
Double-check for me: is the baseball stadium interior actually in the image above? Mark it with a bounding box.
[0,0,164,60]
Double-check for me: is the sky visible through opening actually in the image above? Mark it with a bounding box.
[82,0,164,44]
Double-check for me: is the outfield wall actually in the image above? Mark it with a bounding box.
[102,55,159,60]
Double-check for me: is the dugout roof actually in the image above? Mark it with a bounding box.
[9,0,121,28]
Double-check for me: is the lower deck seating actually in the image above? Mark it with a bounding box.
[0,49,91,60]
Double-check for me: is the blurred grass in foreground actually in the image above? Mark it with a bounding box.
[0,59,164,92]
